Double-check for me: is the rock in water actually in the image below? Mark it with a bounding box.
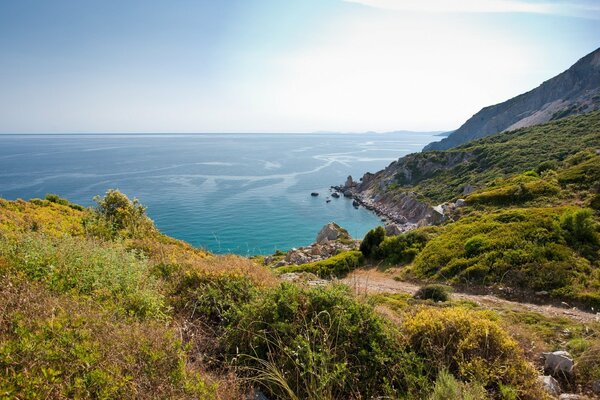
[315,222,350,244]
[344,175,354,188]
[311,192,319,197]
[331,192,340,198]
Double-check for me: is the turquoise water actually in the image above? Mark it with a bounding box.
[0,132,436,254]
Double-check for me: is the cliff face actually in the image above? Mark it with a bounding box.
[342,151,474,226]
[424,47,600,151]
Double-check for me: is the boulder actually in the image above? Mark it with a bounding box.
[385,223,403,236]
[543,351,574,377]
[455,198,467,207]
[331,192,340,198]
[311,192,319,196]
[462,185,476,195]
[538,375,561,396]
[343,190,353,198]
[286,251,310,265]
[559,395,582,400]
[315,222,349,244]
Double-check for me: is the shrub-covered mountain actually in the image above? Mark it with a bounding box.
[346,111,600,308]
[355,111,600,204]
[424,47,600,151]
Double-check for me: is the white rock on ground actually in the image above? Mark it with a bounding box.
[538,375,561,396]
[543,351,574,377]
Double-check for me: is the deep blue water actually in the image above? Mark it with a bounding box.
[0,132,436,254]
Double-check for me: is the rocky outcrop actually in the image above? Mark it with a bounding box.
[425,47,600,151]
[316,222,349,244]
[543,351,574,378]
[264,223,357,268]
[538,375,561,396]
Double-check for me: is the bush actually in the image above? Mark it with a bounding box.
[171,272,258,329]
[428,370,487,400]
[377,231,429,265]
[225,283,427,399]
[276,251,363,278]
[560,208,598,246]
[413,207,599,304]
[414,284,452,302]
[45,193,85,211]
[536,160,557,174]
[84,189,155,239]
[360,226,385,258]
[403,308,546,399]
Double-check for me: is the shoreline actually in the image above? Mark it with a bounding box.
[330,185,418,233]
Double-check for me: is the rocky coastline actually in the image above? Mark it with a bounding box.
[332,175,466,233]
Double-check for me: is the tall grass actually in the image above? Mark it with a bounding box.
[0,232,164,318]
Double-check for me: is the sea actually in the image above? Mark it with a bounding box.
[0,132,437,255]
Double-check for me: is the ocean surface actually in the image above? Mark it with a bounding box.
[0,132,437,254]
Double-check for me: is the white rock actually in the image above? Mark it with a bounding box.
[543,351,574,377]
[538,375,561,396]
[316,222,346,244]
[559,394,582,400]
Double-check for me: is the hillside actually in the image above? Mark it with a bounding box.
[1,114,599,399]
[337,109,600,308]
[4,191,590,399]
[350,111,600,211]
[424,47,600,151]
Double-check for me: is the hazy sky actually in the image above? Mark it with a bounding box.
[1,0,599,133]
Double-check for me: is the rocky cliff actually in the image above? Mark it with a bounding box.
[424,47,600,151]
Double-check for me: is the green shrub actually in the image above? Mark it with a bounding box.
[404,308,546,399]
[536,160,557,174]
[276,251,363,278]
[225,283,427,399]
[414,284,452,302]
[575,345,600,384]
[171,272,258,329]
[45,193,85,211]
[84,189,155,239]
[560,208,598,246]
[413,207,599,304]
[360,226,385,258]
[377,231,429,265]
[428,370,487,400]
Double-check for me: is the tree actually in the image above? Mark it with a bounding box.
[360,226,385,258]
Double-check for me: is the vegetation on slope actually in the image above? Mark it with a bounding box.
[385,111,600,203]
[0,192,552,399]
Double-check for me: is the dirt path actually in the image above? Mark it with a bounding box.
[340,269,600,324]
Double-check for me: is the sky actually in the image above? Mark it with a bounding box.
[0,0,599,133]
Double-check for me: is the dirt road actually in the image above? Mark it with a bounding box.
[340,269,600,324]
